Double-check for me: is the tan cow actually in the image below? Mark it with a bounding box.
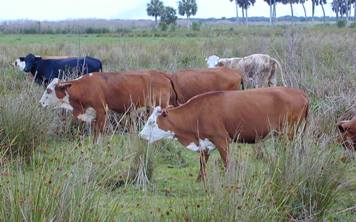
[337,117,356,150]
[206,54,286,88]
[140,87,309,180]
[169,67,244,104]
[39,71,176,139]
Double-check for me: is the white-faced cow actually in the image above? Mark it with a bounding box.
[39,71,177,140]
[140,87,309,180]
[168,67,244,104]
[337,116,356,150]
[206,54,286,88]
[19,53,102,85]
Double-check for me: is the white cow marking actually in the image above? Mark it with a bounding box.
[15,59,26,71]
[186,138,215,152]
[89,73,93,76]
[77,107,96,123]
[39,78,73,111]
[139,106,175,143]
[206,55,220,68]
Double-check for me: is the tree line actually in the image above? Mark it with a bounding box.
[147,0,356,26]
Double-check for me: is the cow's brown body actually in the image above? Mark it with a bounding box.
[169,67,243,104]
[51,71,176,137]
[337,117,356,150]
[150,87,309,180]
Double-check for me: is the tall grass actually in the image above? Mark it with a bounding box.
[0,26,354,221]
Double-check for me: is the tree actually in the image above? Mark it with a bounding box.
[160,6,178,25]
[146,0,164,26]
[300,0,307,18]
[237,0,256,25]
[178,0,198,28]
[332,0,351,19]
[264,0,279,24]
[230,0,240,24]
[281,0,298,18]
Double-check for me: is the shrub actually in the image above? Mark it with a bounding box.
[337,20,347,28]
[191,22,201,31]
[0,89,53,159]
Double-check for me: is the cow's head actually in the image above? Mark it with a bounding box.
[12,57,26,71]
[139,106,174,143]
[39,78,72,110]
[23,53,40,73]
[206,55,220,68]
[337,117,356,150]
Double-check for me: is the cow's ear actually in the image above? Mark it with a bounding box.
[161,109,168,117]
[337,121,349,133]
[57,82,72,90]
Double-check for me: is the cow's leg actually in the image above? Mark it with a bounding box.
[212,137,230,168]
[93,109,107,143]
[197,150,210,182]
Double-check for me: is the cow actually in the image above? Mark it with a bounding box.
[39,71,177,141]
[337,117,356,150]
[168,67,244,104]
[21,53,102,85]
[206,54,286,88]
[12,55,71,71]
[139,87,309,181]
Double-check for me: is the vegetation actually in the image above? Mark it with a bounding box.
[146,0,164,25]
[178,0,198,28]
[0,25,355,221]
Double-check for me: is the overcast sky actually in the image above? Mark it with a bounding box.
[0,0,336,21]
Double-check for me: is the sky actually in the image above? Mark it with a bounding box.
[0,0,337,21]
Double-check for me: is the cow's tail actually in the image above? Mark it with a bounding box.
[272,58,287,87]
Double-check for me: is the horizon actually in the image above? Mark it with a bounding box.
[0,0,338,22]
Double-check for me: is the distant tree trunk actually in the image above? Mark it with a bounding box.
[186,15,190,28]
[155,16,158,25]
[269,0,273,24]
[245,8,248,25]
[346,0,350,21]
[235,1,239,24]
[354,1,356,22]
[312,1,315,21]
[290,1,294,17]
[273,1,277,22]
[320,2,326,22]
[302,2,307,17]
[241,7,245,24]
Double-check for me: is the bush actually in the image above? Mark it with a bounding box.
[191,22,201,31]
[0,90,53,158]
[337,20,347,28]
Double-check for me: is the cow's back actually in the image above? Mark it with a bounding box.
[171,67,242,104]
[173,87,308,143]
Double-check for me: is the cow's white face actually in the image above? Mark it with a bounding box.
[206,55,220,68]
[14,59,26,71]
[39,78,73,111]
[139,106,175,143]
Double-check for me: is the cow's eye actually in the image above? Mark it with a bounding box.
[148,121,155,126]
[46,88,52,94]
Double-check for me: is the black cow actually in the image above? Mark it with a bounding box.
[22,53,103,85]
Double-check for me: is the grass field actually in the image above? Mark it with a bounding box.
[0,25,355,221]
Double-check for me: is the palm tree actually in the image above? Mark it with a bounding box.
[264,0,279,24]
[281,0,298,18]
[230,0,240,23]
[178,0,198,28]
[146,0,164,26]
[238,0,256,25]
[300,0,307,18]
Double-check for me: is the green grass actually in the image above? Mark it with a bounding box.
[0,25,355,221]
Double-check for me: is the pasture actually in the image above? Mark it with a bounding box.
[0,25,355,221]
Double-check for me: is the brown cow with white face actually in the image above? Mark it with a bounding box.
[139,87,309,180]
[169,67,243,104]
[337,117,356,150]
[39,71,176,140]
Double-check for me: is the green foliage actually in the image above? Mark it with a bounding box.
[337,19,347,28]
[146,0,164,24]
[191,21,201,31]
[160,6,178,26]
[178,0,198,18]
